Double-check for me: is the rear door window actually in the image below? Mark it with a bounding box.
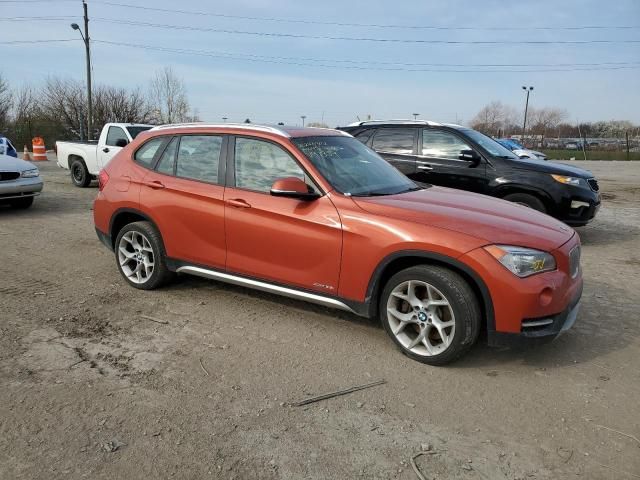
[372,128,415,154]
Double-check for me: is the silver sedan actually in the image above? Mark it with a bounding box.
[0,154,44,209]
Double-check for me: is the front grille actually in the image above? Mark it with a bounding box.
[587,178,599,192]
[569,245,581,278]
[0,171,20,181]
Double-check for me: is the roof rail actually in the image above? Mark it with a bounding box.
[150,123,290,138]
[346,119,442,127]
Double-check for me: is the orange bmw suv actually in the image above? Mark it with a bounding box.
[93,124,582,365]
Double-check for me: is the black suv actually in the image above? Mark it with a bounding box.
[339,121,600,226]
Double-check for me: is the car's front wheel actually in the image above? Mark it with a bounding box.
[380,265,481,366]
[114,221,175,290]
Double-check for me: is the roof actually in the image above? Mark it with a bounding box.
[150,123,350,139]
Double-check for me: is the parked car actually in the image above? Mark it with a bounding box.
[93,123,583,365]
[56,123,152,187]
[0,153,43,209]
[495,138,547,160]
[339,120,600,226]
[0,136,18,158]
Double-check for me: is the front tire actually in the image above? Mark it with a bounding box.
[114,221,175,290]
[380,265,481,366]
[70,158,91,187]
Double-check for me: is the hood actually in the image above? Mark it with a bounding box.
[353,186,574,252]
[0,153,35,172]
[510,156,593,178]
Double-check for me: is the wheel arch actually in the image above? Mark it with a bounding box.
[109,208,161,250]
[494,184,554,212]
[364,250,495,332]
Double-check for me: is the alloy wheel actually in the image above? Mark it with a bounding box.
[118,231,155,284]
[386,280,455,356]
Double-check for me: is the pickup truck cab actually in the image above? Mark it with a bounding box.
[56,123,152,187]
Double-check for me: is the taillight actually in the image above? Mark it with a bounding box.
[98,169,110,191]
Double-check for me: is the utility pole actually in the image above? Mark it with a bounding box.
[301,115,306,127]
[521,86,533,142]
[71,0,92,140]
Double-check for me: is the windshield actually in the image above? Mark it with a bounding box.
[293,136,418,196]
[462,129,519,159]
[126,126,152,139]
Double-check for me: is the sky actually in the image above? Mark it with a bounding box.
[2,0,640,126]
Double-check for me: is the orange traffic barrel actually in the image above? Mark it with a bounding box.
[32,137,47,161]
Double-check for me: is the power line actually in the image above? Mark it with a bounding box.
[93,1,639,31]
[0,17,79,21]
[92,40,640,69]
[0,39,79,44]
[93,18,640,45]
[92,39,640,72]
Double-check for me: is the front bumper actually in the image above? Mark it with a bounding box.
[487,281,582,347]
[0,177,44,201]
[555,185,601,226]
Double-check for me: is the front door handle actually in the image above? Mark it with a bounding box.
[417,164,433,170]
[102,147,110,153]
[144,180,165,189]
[226,198,251,209]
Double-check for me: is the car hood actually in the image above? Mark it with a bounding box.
[352,186,574,252]
[510,157,593,177]
[0,153,34,171]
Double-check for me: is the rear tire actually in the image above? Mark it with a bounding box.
[114,221,175,290]
[10,197,34,209]
[70,158,91,187]
[503,192,546,213]
[379,265,481,366]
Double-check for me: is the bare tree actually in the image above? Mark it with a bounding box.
[93,86,154,125]
[0,73,12,131]
[528,107,568,145]
[149,67,190,124]
[470,101,518,136]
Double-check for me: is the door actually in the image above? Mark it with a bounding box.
[224,136,342,294]
[370,127,417,176]
[415,128,487,193]
[139,134,227,269]
[99,126,129,168]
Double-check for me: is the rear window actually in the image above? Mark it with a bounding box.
[371,128,415,154]
[127,126,152,139]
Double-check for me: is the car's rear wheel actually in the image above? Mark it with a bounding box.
[380,265,481,366]
[70,158,91,187]
[10,197,34,209]
[503,192,546,213]
[114,221,175,290]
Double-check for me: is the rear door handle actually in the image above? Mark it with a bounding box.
[226,198,251,209]
[417,164,433,170]
[102,147,110,153]
[144,180,165,189]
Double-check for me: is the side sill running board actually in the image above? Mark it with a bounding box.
[176,266,356,314]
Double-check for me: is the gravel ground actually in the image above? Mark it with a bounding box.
[1,158,639,479]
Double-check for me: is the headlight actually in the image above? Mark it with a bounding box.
[485,245,556,277]
[551,174,584,187]
[21,168,39,178]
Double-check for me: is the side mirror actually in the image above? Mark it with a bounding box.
[115,138,128,148]
[270,177,319,201]
[459,149,481,163]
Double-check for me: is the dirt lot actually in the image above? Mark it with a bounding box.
[1,159,639,479]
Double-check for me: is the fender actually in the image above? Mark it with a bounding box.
[363,250,496,332]
[108,207,160,247]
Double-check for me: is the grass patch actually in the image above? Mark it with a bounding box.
[543,149,640,161]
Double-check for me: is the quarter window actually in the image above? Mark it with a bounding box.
[422,130,471,159]
[134,137,165,167]
[175,135,222,184]
[234,138,305,193]
[155,137,178,175]
[105,126,128,147]
[371,128,415,154]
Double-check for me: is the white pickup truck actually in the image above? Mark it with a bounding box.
[56,123,152,187]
